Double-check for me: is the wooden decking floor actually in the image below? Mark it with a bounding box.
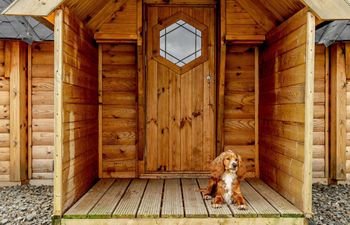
[64,178,303,219]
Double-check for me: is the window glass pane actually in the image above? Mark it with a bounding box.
[159,20,202,67]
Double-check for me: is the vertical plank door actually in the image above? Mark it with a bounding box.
[145,6,216,174]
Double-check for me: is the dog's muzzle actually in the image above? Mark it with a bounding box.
[230,161,238,169]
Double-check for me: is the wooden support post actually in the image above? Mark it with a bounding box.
[137,0,145,175]
[254,47,259,178]
[8,41,28,183]
[98,45,103,178]
[303,11,315,216]
[330,43,347,181]
[54,9,63,216]
[27,45,32,180]
[324,47,330,179]
[216,0,226,155]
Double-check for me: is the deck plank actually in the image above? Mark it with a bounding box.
[246,178,303,217]
[64,179,115,218]
[112,179,148,218]
[137,179,164,218]
[162,179,184,218]
[197,178,233,218]
[240,181,280,217]
[88,179,131,218]
[181,179,208,217]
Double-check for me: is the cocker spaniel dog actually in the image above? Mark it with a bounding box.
[201,150,247,209]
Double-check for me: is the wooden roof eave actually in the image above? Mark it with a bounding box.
[1,0,64,16]
[2,0,350,21]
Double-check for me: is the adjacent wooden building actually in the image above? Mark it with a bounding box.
[2,0,350,224]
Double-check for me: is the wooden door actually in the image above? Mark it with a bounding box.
[145,6,216,173]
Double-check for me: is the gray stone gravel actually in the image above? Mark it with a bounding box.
[0,183,348,225]
[310,183,350,225]
[0,185,52,225]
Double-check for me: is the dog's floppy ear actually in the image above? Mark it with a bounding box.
[209,151,226,179]
[236,154,246,180]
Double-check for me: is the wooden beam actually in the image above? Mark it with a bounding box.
[33,12,55,30]
[98,45,103,178]
[86,0,129,32]
[2,0,64,16]
[9,41,28,183]
[300,0,350,20]
[27,45,32,180]
[330,43,347,181]
[254,47,259,178]
[324,47,330,179]
[346,43,350,80]
[216,0,226,155]
[53,9,64,216]
[136,0,145,172]
[303,11,315,217]
[235,0,277,32]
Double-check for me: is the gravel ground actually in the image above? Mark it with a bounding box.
[0,183,348,225]
[0,185,52,225]
[310,183,350,225]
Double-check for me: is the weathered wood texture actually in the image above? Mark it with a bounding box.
[346,43,350,182]
[259,9,314,212]
[224,45,257,178]
[54,8,99,215]
[30,42,54,182]
[0,41,10,182]
[330,43,347,181]
[312,45,328,180]
[145,6,216,173]
[94,0,137,41]
[225,0,266,41]
[101,44,137,178]
[8,41,28,182]
[63,178,302,219]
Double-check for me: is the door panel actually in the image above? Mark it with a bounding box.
[145,6,216,173]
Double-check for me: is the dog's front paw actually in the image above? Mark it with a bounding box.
[238,204,247,210]
[203,195,212,200]
[211,203,223,208]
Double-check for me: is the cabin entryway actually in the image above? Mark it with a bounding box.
[144,6,216,174]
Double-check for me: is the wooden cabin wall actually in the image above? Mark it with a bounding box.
[0,41,10,182]
[225,0,266,41]
[224,45,257,178]
[94,0,137,41]
[259,10,314,212]
[54,9,98,215]
[100,44,137,178]
[345,43,350,182]
[313,45,329,181]
[29,42,54,183]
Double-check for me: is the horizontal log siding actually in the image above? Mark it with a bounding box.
[101,44,137,178]
[313,45,328,179]
[0,41,10,182]
[224,45,256,178]
[31,42,54,181]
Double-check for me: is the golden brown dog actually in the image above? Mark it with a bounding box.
[201,150,247,209]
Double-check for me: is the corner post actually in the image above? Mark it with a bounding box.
[8,41,28,183]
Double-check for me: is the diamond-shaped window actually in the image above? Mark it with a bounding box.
[160,20,202,67]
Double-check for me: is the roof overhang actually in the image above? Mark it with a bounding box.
[2,0,350,21]
[300,0,350,20]
[2,0,64,16]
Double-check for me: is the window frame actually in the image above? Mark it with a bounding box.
[152,11,209,74]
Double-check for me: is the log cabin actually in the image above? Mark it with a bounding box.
[2,0,350,224]
[313,21,350,184]
[0,1,54,186]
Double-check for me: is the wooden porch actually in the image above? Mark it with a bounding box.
[63,178,303,220]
